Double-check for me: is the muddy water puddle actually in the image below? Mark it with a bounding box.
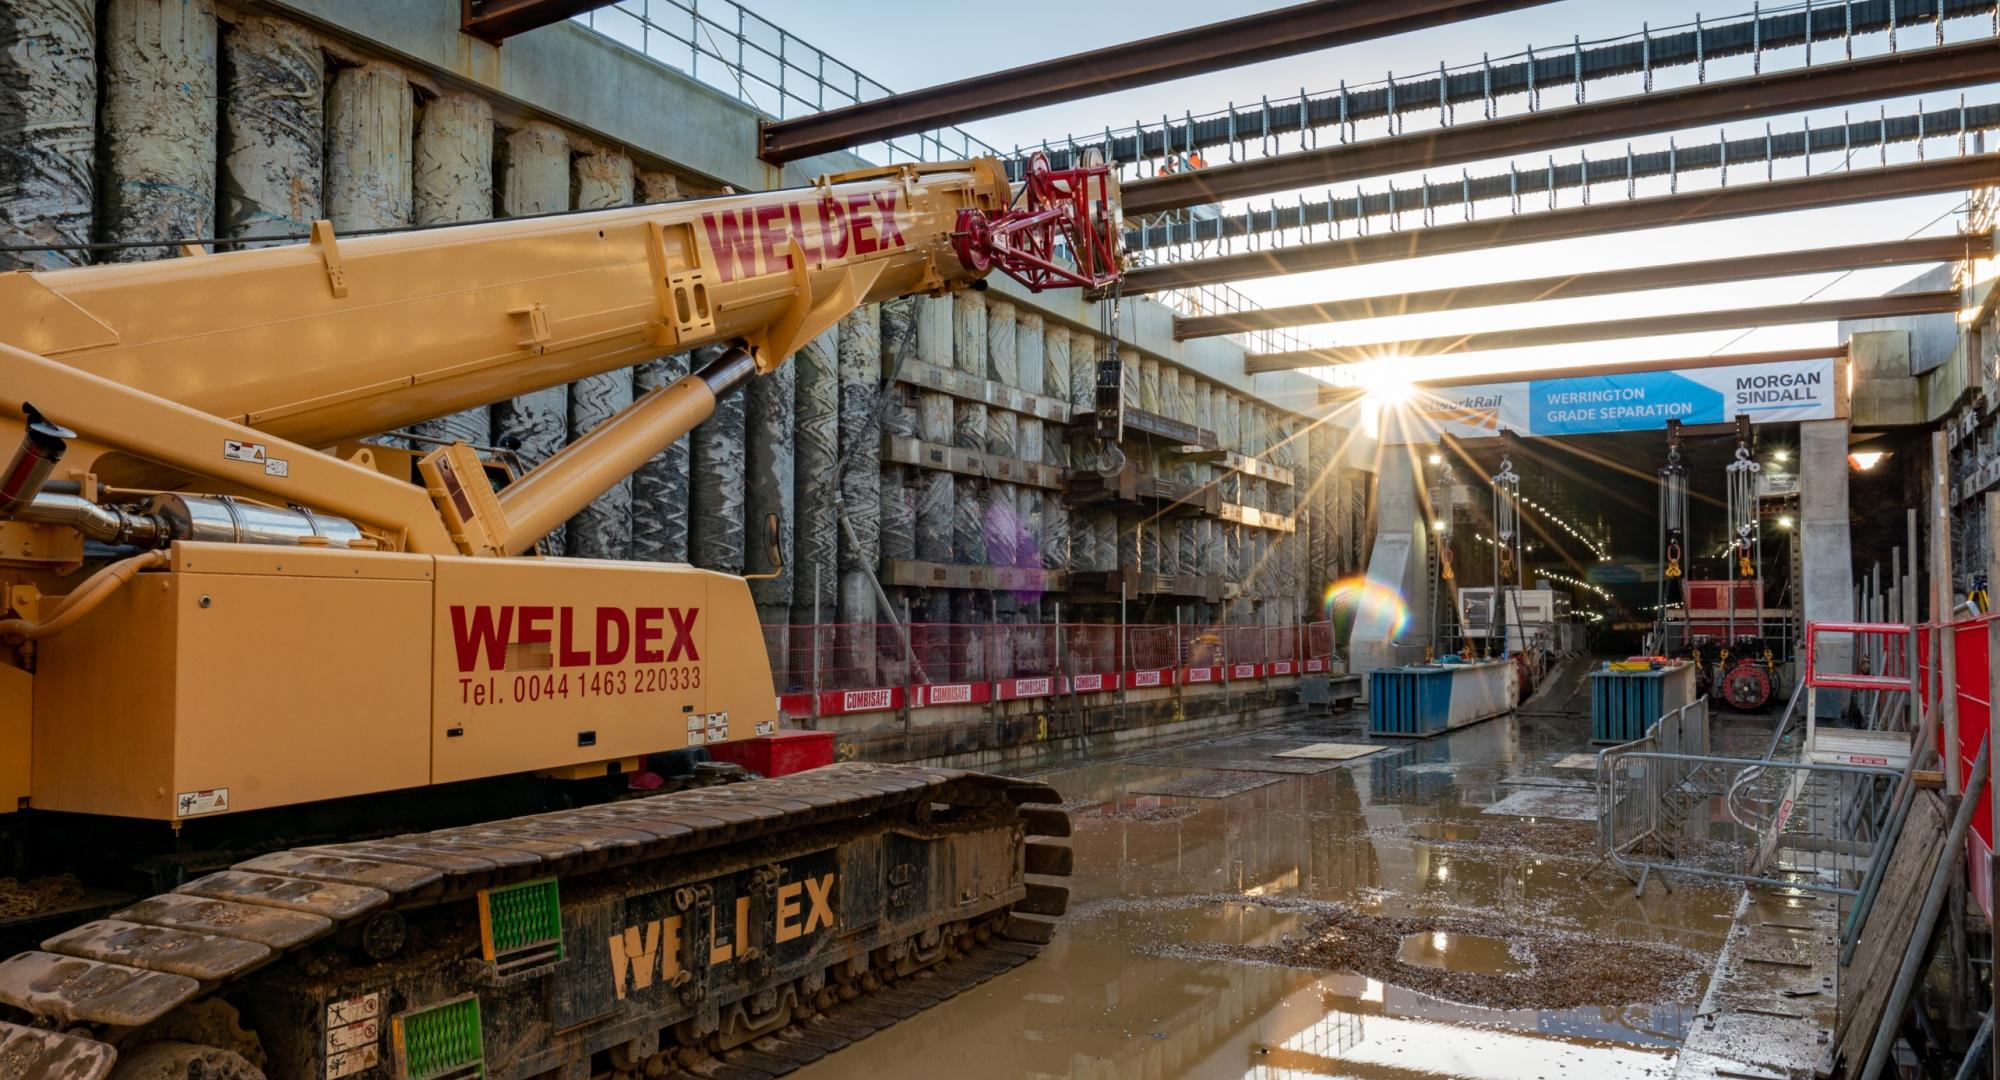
[794,710,1741,1079]
[1396,931,1528,976]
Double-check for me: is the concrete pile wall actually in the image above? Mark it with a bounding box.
[0,1,1366,705]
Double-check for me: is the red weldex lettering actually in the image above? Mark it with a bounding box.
[697,194,909,283]
[449,605,700,673]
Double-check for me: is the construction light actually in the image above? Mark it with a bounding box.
[1847,450,1888,471]
[1777,515,1795,529]
[1428,452,1443,465]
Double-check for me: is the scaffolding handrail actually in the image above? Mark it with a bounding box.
[572,0,1004,166]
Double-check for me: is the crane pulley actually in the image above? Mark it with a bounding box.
[952,153,1121,293]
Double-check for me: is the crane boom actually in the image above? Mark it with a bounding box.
[2,160,1007,447]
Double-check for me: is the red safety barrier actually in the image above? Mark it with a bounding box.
[1810,616,2000,917]
[764,620,1340,721]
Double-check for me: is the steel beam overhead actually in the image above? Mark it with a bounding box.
[756,0,1560,163]
[1126,38,2000,217]
[1246,292,1957,373]
[1122,152,2000,294]
[1021,0,1998,173]
[1177,234,1982,339]
[1314,346,1847,402]
[1126,100,1999,252]
[461,0,618,42]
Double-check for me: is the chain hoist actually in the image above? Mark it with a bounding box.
[1726,433,1761,581]
[1656,421,1689,653]
[1491,448,1523,656]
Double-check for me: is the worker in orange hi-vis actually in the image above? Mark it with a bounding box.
[1158,154,1178,175]
[1187,149,1206,169]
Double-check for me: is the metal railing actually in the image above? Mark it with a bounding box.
[1597,694,1901,896]
[1144,277,1341,355]
[1015,0,2000,179]
[572,0,1003,166]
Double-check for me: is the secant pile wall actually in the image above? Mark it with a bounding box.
[0,1,1374,754]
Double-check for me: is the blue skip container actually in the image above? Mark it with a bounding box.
[1589,662,1696,744]
[1368,666,1455,737]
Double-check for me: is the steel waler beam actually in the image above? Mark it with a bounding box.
[1245,292,1958,373]
[1123,152,2000,294]
[461,0,618,43]
[1314,346,1847,402]
[755,0,1561,163]
[1125,37,2000,216]
[1177,234,1984,338]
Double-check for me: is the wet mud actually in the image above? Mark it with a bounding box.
[793,706,1768,1079]
[1153,893,1707,1012]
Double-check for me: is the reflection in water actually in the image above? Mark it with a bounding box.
[1396,931,1528,976]
[792,709,1738,1080]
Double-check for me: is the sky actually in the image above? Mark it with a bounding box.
[627,0,1986,384]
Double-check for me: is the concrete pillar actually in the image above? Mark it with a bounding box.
[99,0,216,262]
[747,351,796,686]
[632,353,691,563]
[955,592,987,681]
[1043,323,1070,468]
[0,0,95,269]
[1072,326,1104,416]
[1017,311,1045,466]
[218,15,321,247]
[985,302,1020,571]
[1309,423,1334,595]
[986,484,1019,569]
[414,95,496,221]
[915,296,955,565]
[490,121,571,551]
[835,303,882,686]
[837,305,882,578]
[1194,380,1216,580]
[1353,445,1430,680]
[690,342,746,572]
[792,326,840,678]
[326,63,413,231]
[1140,358,1162,415]
[564,149,637,559]
[953,293,987,565]
[1800,418,1856,671]
[878,299,916,570]
[407,93,494,447]
[1122,350,1141,412]
[1017,331,1046,576]
[986,302,1019,460]
[639,171,680,202]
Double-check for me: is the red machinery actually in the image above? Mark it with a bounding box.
[954,153,1122,291]
[1666,579,1788,710]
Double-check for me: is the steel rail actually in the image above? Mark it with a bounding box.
[1125,37,2000,216]
[462,0,617,42]
[1246,291,1957,372]
[1178,234,1980,338]
[755,0,1560,163]
[1121,152,2000,293]
[1016,0,2000,172]
[1124,101,2000,254]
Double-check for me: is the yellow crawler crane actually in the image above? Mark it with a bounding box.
[0,155,1119,1079]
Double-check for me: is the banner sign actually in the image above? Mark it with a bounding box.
[1386,357,1840,444]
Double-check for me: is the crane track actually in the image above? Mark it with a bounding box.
[0,762,1071,1080]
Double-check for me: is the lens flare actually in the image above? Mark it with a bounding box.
[1322,575,1409,641]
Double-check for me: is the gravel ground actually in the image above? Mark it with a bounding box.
[1152,895,1708,1012]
